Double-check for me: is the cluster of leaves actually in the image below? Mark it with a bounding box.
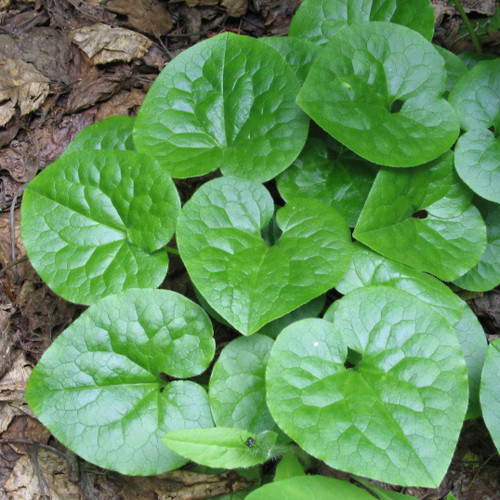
[21,0,500,496]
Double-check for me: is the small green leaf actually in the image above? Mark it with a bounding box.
[260,36,321,84]
[176,177,352,335]
[258,295,325,339]
[480,339,500,454]
[289,0,435,44]
[266,288,468,487]
[277,137,377,227]
[454,129,500,204]
[449,59,500,131]
[161,428,277,468]
[353,152,487,281]
[246,475,377,500]
[454,198,500,291]
[336,242,487,420]
[209,334,278,435]
[21,150,180,304]
[297,22,459,167]
[25,289,215,475]
[274,454,306,481]
[133,33,308,181]
[433,46,468,94]
[62,116,135,155]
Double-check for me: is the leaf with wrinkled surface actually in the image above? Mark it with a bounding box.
[335,242,487,419]
[277,137,377,227]
[176,177,352,335]
[353,152,487,281]
[62,116,135,155]
[454,198,500,291]
[297,22,459,167]
[209,335,277,435]
[266,287,468,487]
[480,339,500,454]
[289,0,435,44]
[133,33,308,181]
[21,150,180,304]
[162,428,277,468]
[25,289,215,475]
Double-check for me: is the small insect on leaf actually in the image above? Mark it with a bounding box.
[246,437,257,448]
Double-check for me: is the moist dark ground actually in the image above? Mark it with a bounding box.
[0,0,499,498]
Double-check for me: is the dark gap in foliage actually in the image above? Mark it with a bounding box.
[390,99,404,113]
[412,209,428,219]
[344,348,362,369]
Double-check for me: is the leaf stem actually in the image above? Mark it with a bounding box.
[452,0,482,53]
[165,246,180,256]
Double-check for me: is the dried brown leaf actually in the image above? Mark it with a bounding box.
[221,0,248,17]
[0,59,49,126]
[69,23,152,64]
[105,0,173,36]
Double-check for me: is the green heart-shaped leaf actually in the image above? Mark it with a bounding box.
[260,36,321,84]
[480,339,500,454]
[176,177,352,335]
[449,59,500,131]
[277,137,377,227]
[246,476,376,500]
[209,335,277,435]
[454,129,500,204]
[289,0,435,44]
[336,242,487,419]
[266,287,468,487]
[25,289,215,475]
[62,116,135,155]
[353,152,487,281]
[454,198,500,291]
[21,150,180,304]
[133,33,308,181]
[297,22,459,167]
[162,428,277,469]
[274,454,306,481]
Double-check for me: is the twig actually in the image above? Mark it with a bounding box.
[452,0,482,53]
[0,256,29,276]
[0,438,69,460]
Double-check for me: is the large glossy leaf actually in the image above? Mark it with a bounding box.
[336,242,487,418]
[246,476,376,500]
[62,116,135,155]
[133,33,308,181]
[209,335,278,435]
[266,287,468,487]
[176,177,352,335]
[21,150,179,304]
[353,152,487,281]
[454,198,500,291]
[25,289,215,475]
[297,22,459,167]
[260,36,321,84]
[289,0,435,44]
[277,138,377,227]
[162,428,277,468]
[480,339,500,454]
